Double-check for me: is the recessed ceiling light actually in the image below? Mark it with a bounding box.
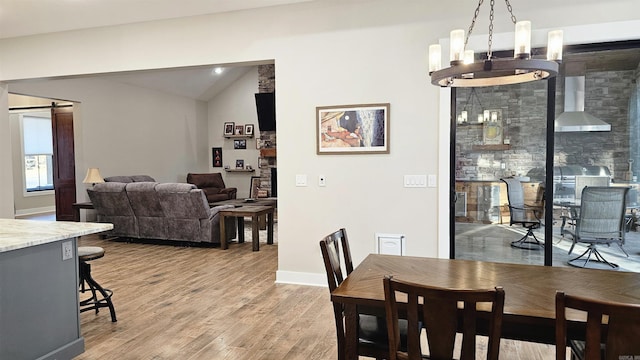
[213,67,223,75]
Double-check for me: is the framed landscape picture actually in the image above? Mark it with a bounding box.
[316,103,390,154]
[234,139,247,149]
[224,122,235,136]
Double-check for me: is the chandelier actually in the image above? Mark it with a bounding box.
[429,0,563,87]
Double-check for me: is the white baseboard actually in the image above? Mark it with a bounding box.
[275,270,327,287]
[15,206,55,217]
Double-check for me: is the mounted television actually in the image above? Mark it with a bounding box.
[254,92,276,131]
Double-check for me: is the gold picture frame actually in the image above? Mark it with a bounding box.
[316,103,390,154]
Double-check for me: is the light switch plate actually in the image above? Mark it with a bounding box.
[295,174,307,187]
[428,174,437,187]
[404,175,427,188]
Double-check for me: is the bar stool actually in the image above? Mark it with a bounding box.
[78,246,117,322]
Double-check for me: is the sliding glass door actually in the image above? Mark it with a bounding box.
[451,42,640,271]
[451,79,552,266]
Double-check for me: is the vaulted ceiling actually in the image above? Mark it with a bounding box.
[0,0,309,101]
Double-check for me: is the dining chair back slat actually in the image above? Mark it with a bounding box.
[555,291,640,360]
[383,276,504,360]
[320,228,391,360]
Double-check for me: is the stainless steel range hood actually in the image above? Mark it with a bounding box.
[554,76,611,132]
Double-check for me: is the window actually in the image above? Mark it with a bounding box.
[22,115,54,193]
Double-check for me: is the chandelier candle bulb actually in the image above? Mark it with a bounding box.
[478,114,484,123]
[429,44,442,73]
[514,21,531,58]
[547,30,564,61]
[449,29,465,64]
[463,50,475,65]
[461,111,468,122]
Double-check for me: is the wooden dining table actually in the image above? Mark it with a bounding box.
[331,254,640,360]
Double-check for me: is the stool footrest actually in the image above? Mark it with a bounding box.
[79,260,117,322]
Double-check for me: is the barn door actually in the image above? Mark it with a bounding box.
[51,105,76,221]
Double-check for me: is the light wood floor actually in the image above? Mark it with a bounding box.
[74,232,559,360]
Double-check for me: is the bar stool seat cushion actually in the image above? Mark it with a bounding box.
[78,246,105,261]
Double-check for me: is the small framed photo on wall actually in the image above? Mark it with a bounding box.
[249,176,261,199]
[236,159,245,169]
[234,139,247,149]
[212,147,222,167]
[235,125,244,135]
[245,124,254,136]
[224,122,235,136]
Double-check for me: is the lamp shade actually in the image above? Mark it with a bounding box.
[83,168,104,184]
[547,30,563,61]
[428,44,442,73]
[449,29,465,64]
[514,21,531,58]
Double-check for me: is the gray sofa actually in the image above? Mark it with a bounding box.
[104,175,156,183]
[87,181,236,245]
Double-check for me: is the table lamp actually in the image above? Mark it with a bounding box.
[83,167,104,186]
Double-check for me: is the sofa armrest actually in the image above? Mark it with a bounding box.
[220,187,237,199]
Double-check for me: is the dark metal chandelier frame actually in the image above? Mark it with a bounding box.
[429,0,561,87]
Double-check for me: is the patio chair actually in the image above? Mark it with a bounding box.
[501,177,543,249]
[565,186,629,268]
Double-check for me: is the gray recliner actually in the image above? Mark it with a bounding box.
[87,182,138,237]
[125,182,167,239]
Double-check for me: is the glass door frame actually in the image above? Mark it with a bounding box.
[448,78,557,266]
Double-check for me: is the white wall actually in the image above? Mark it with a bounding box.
[9,77,209,202]
[1,0,639,285]
[208,67,259,198]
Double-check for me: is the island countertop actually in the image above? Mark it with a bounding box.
[0,219,113,253]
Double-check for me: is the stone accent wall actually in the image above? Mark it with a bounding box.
[558,70,635,178]
[455,81,548,180]
[258,64,275,93]
[257,64,276,196]
[455,68,638,182]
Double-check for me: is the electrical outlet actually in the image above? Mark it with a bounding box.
[319,175,326,187]
[62,241,73,261]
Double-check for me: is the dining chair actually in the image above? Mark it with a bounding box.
[555,291,640,360]
[565,186,629,268]
[383,275,504,360]
[501,177,544,249]
[320,228,398,360]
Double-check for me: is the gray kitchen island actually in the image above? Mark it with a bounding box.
[0,219,112,360]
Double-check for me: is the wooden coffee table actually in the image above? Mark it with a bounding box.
[218,205,274,251]
[211,198,277,229]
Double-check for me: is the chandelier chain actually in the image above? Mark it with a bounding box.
[464,0,484,48]
[487,0,495,60]
[504,0,517,24]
